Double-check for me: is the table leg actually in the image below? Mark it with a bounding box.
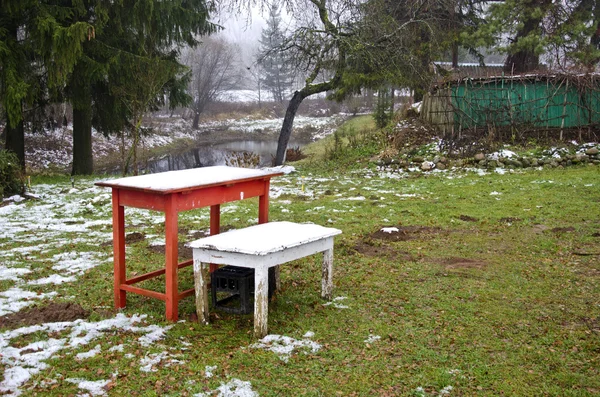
[259,181,280,291]
[254,266,269,338]
[112,189,126,309]
[321,248,334,300]
[209,205,220,273]
[165,196,179,321]
[193,259,209,324]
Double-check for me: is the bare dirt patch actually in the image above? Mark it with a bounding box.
[0,302,89,330]
[499,217,522,223]
[371,226,444,242]
[438,257,488,269]
[551,226,576,234]
[147,241,193,259]
[353,241,414,261]
[458,215,478,222]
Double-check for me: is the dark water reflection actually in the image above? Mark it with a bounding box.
[144,139,306,174]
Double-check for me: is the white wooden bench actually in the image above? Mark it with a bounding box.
[187,221,342,338]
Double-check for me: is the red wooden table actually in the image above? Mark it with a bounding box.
[96,166,283,321]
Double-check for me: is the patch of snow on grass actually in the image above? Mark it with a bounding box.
[194,378,258,397]
[140,351,170,373]
[323,296,349,309]
[381,227,399,233]
[0,287,57,316]
[205,365,217,378]
[0,266,31,282]
[66,378,110,396]
[76,344,102,360]
[364,334,381,344]
[0,313,170,396]
[27,275,77,285]
[250,334,321,363]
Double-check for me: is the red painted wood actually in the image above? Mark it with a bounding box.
[175,180,267,212]
[164,195,179,321]
[121,284,166,301]
[112,190,126,309]
[118,189,166,211]
[259,180,270,224]
[98,168,281,322]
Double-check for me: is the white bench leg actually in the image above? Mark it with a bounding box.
[254,266,269,338]
[193,259,209,324]
[321,248,333,300]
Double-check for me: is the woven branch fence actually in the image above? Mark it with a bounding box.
[421,74,600,142]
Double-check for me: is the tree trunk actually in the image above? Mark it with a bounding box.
[275,90,306,165]
[71,65,94,175]
[504,0,551,74]
[72,104,94,175]
[5,115,25,169]
[192,112,200,130]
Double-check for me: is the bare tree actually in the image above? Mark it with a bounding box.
[183,36,242,129]
[221,0,460,164]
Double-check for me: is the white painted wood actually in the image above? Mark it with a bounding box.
[322,248,333,300]
[193,259,209,324]
[192,238,334,268]
[254,265,269,338]
[187,221,341,255]
[188,221,342,337]
[97,166,281,192]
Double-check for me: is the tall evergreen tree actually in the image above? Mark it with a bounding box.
[0,0,92,169]
[67,0,216,175]
[258,5,292,103]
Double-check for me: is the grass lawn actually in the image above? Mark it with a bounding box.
[0,118,599,396]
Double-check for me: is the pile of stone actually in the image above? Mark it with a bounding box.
[375,146,600,172]
[471,147,599,170]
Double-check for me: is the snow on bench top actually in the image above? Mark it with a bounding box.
[95,166,282,193]
[186,221,342,255]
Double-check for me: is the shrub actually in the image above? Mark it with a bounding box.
[0,150,24,198]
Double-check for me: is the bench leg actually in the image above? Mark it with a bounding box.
[254,266,269,338]
[193,259,209,324]
[322,248,334,300]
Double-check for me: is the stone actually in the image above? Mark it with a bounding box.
[513,160,523,168]
[487,160,498,168]
[478,160,487,167]
[585,147,599,156]
[436,162,446,170]
[474,153,485,161]
[522,158,531,167]
[413,156,424,163]
[421,161,433,171]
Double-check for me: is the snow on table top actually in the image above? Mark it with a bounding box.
[95,166,282,193]
[187,221,342,255]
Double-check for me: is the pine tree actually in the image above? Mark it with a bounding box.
[0,0,92,169]
[258,5,292,103]
[68,0,216,175]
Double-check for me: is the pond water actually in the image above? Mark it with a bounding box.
[143,139,306,174]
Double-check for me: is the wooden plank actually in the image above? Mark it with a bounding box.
[112,189,126,309]
[193,260,210,324]
[254,266,269,338]
[121,284,166,301]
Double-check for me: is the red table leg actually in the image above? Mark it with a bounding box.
[258,180,270,224]
[209,204,220,272]
[112,189,126,309]
[165,195,179,321]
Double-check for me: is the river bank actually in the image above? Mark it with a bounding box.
[24,113,347,175]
